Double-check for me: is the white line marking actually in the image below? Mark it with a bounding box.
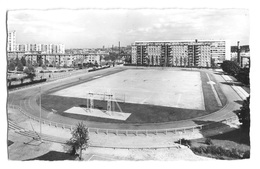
[88,155,116,161]
[176,94,182,107]
[93,75,102,79]
[88,154,95,161]
[206,73,222,106]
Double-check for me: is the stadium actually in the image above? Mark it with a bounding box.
[8,65,241,135]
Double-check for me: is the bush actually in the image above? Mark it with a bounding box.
[191,145,249,159]
[17,62,24,71]
[176,138,191,147]
[236,68,250,85]
[243,150,250,159]
[236,97,250,132]
[205,138,213,145]
[191,147,202,153]
[221,60,241,76]
[8,62,16,71]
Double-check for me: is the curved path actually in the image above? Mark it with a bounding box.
[8,67,243,132]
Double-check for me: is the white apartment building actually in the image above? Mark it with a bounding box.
[7,31,16,52]
[131,40,230,67]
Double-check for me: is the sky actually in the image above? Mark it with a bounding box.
[7,8,249,48]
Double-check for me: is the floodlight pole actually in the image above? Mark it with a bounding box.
[39,86,42,142]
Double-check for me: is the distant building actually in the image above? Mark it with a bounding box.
[7,31,16,52]
[131,40,230,67]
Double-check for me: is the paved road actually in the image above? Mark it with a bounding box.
[8,67,243,131]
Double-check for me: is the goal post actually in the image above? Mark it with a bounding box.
[85,91,124,115]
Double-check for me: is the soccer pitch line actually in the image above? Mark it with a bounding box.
[206,73,222,107]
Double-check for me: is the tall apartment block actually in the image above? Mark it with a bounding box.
[7,31,16,52]
[15,43,65,54]
[131,40,230,67]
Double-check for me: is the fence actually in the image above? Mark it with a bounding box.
[8,104,239,137]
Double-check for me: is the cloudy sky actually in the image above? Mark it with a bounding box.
[7,9,249,48]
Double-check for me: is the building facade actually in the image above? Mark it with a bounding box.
[131,40,230,67]
[7,31,16,52]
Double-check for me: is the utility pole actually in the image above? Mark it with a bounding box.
[237,41,241,66]
[119,41,120,55]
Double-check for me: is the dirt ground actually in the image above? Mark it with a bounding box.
[7,131,212,161]
[52,69,205,110]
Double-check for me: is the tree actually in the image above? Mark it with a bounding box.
[17,62,24,71]
[38,58,43,66]
[15,57,20,66]
[24,65,36,82]
[183,57,188,67]
[68,122,89,160]
[20,77,24,84]
[26,58,31,66]
[28,64,35,73]
[63,64,68,68]
[236,68,250,85]
[221,60,241,76]
[42,64,47,70]
[211,58,216,68]
[236,97,250,132]
[175,57,179,67]
[45,59,49,66]
[8,62,16,71]
[94,60,99,67]
[21,57,27,66]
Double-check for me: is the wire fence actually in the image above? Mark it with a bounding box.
[8,104,239,137]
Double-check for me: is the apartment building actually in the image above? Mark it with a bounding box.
[131,40,230,67]
[7,31,16,52]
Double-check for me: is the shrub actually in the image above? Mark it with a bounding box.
[243,150,250,159]
[17,62,24,71]
[176,138,191,147]
[190,145,250,159]
[205,138,213,145]
[236,97,250,132]
[191,147,202,153]
[236,68,250,85]
[8,62,16,71]
[221,60,241,76]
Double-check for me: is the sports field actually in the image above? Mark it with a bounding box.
[40,68,226,123]
[51,69,205,110]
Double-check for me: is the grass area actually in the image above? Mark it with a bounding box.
[8,140,14,147]
[190,128,250,160]
[26,151,78,161]
[39,70,227,124]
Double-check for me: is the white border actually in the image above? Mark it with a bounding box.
[1,0,259,169]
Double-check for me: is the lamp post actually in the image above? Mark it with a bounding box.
[39,86,42,142]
